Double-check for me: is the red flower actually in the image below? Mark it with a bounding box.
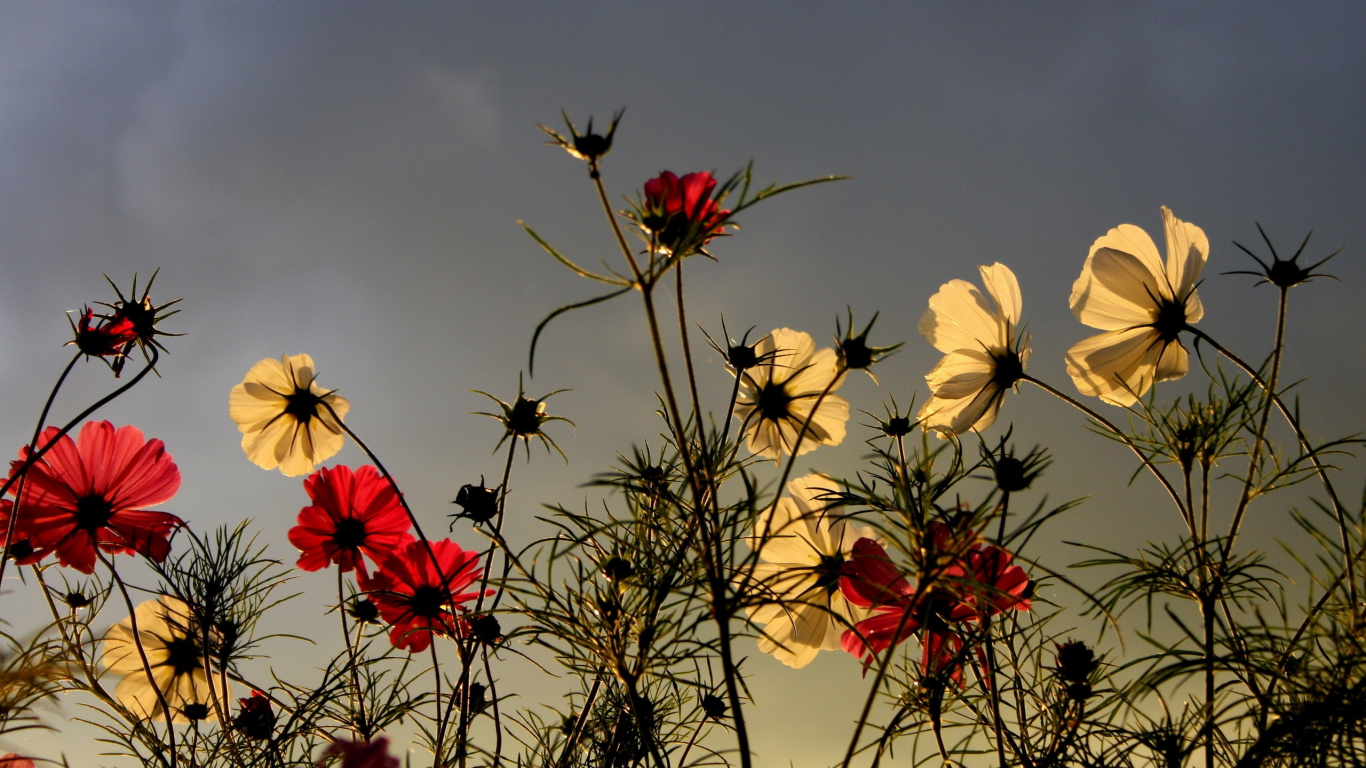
[839,531,1031,685]
[7,421,182,574]
[0,499,43,565]
[318,736,399,768]
[232,690,276,740]
[288,465,413,576]
[641,171,730,255]
[358,538,488,652]
[70,306,138,361]
[0,754,36,768]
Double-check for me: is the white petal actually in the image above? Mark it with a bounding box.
[1065,327,1165,406]
[1161,206,1208,299]
[919,279,1002,355]
[1071,246,1165,330]
[978,262,1022,328]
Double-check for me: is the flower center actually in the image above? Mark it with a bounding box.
[508,397,544,436]
[1152,298,1187,341]
[407,585,449,619]
[814,552,846,593]
[757,380,794,421]
[164,636,203,675]
[73,495,115,531]
[990,350,1025,389]
[331,518,366,549]
[284,388,323,422]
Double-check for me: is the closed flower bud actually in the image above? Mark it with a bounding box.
[701,694,727,720]
[452,479,499,525]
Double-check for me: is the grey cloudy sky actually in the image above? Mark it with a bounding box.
[2,3,1364,765]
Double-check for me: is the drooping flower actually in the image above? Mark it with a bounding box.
[289,465,413,577]
[100,595,215,722]
[745,474,876,668]
[232,690,276,740]
[918,263,1029,436]
[733,328,849,460]
[639,171,731,256]
[358,538,488,652]
[68,306,139,368]
[319,736,400,768]
[8,421,182,574]
[229,354,350,477]
[98,271,183,377]
[1066,207,1208,406]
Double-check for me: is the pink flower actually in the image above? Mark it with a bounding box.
[8,421,182,573]
[288,465,413,576]
[318,736,399,768]
[640,171,730,255]
[358,539,488,652]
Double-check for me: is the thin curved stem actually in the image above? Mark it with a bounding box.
[1022,375,1191,533]
[1226,289,1288,545]
[1186,326,1356,603]
[103,553,179,767]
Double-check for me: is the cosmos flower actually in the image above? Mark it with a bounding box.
[100,596,215,723]
[8,421,182,574]
[917,263,1029,436]
[358,538,488,652]
[840,529,1031,682]
[319,736,400,768]
[0,755,36,768]
[733,328,849,460]
[288,465,413,576]
[229,354,350,477]
[745,474,876,668]
[68,306,138,364]
[640,171,730,256]
[1066,207,1208,406]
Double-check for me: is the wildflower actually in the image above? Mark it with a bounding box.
[1066,207,1208,406]
[918,263,1029,436]
[840,531,1031,681]
[474,378,572,461]
[450,479,499,525]
[539,109,623,166]
[1228,224,1339,290]
[639,171,730,256]
[318,736,400,768]
[1055,640,1101,701]
[68,306,138,368]
[288,465,413,576]
[229,354,350,477]
[8,421,182,574]
[701,693,727,720]
[358,538,488,652]
[100,595,214,722]
[99,271,182,376]
[0,755,36,768]
[467,614,503,645]
[347,597,381,625]
[746,474,875,668]
[233,690,276,740]
[836,310,902,381]
[733,328,849,460]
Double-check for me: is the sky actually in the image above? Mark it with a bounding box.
[2,3,1365,766]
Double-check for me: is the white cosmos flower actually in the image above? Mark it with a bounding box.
[1066,207,1208,406]
[229,353,350,477]
[917,263,1029,436]
[733,329,849,460]
[101,596,216,723]
[746,474,875,668]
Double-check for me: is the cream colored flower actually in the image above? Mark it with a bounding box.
[918,263,1029,435]
[1066,207,1208,406]
[229,354,349,477]
[732,329,848,460]
[100,596,215,723]
[746,474,875,668]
